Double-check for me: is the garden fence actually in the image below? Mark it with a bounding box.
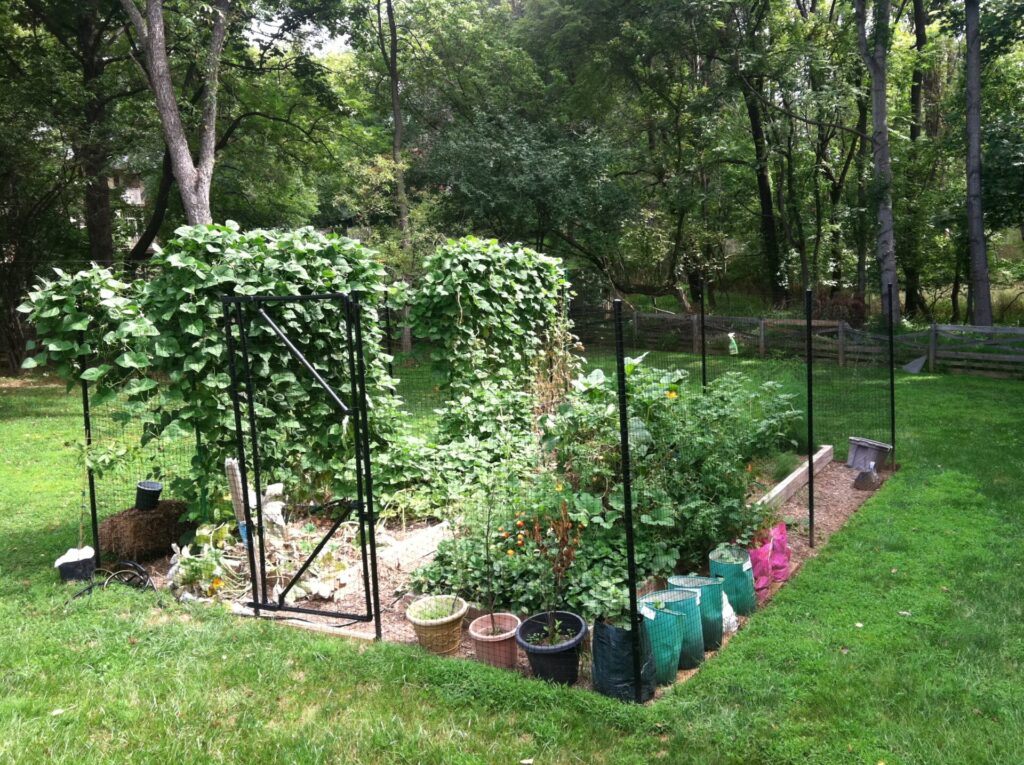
[67,275,894,703]
[574,287,896,701]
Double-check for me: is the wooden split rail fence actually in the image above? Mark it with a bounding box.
[573,307,1024,378]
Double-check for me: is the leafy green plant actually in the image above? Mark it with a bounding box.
[18,265,153,396]
[407,594,463,621]
[409,236,567,390]
[20,223,401,523]
[415,357,801,616]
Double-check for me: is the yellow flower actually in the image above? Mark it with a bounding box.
[555,482,564,492]
[507,549,515,557]
[208,576,225,596]
[665,390,678,399]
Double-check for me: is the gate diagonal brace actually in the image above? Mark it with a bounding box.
[275,499,362,607]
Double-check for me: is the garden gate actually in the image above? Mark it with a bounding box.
[222,292,382,638]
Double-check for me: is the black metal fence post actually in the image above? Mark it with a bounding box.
[887,282,897,467]
[383,301,395,379]
[805,289,815,548]
[80,380,101,567]
[613,299,643,704]
[699,278,708,389]
[235,301,270,605]
[222,299,262,616]
[352,297,383,640]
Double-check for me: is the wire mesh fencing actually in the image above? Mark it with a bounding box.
[371,290,895,700]
[85,387,198,522]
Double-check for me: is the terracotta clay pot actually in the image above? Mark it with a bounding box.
[468,612,521,669]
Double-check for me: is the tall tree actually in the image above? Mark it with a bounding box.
[854,0,900,324]
[965,0,993,324]
[375,0,409,249]
[119,0,231,224]
[15,0,148,265]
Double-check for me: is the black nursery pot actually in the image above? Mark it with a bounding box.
[135,480,163,511]
[58,557,95,583]
[515,611,587,685]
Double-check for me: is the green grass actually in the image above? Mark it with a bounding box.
[2,369,1023,763]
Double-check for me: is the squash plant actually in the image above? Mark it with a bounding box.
[19,265,154,397]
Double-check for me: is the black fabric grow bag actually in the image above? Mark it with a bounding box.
[591,618,656,702]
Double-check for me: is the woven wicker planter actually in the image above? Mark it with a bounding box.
[406,595,468,655]
[469,613,521,669]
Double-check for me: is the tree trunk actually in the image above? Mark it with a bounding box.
[382,0,409,249]
[855,0,900,326]
[81,151,114,265]
[78,10,115,264]
[901,0,927,318]
[965,0,993,325]
[951,253,962,323]
[910,0,927,143]
[120,0,229,226]
[855,94,870,302]
[129,148,174,260]
[742,87,786,306]
[904,267,927,316]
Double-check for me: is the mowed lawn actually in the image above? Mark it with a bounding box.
[1,369,1023,764]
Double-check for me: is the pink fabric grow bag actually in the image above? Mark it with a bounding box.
[749,543,772,602]
[769,522,792,582]
[749,523,792,603]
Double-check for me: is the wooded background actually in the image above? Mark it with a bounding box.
[3,0,1024,372]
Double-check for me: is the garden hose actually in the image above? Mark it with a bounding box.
[68,560,155,601]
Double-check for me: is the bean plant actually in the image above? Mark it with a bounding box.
[20,223,400,521]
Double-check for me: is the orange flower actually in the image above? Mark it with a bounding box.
[517,539,524,546]
[516,520,525,528]
[507,549,515,557]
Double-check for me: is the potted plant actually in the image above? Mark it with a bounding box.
[54,490,96,582]
[591,612,658,700]
[468,494,521,668]
[515,495,587,684]
[406,594,469,655]
[467,444,523,669]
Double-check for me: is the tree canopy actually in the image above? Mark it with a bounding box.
[4,0,1024,371]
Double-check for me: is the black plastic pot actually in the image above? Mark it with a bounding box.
[135,480,163,511]
[515,611,587,685]
[58,556,95,582]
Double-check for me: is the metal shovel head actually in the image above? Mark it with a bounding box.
[902,355,927,374]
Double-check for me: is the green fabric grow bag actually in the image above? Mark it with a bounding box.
[636,603,684,684]
[591,618,656,702]
[641,589,704,669]
[667,575,724,651]
[709,546,756,616]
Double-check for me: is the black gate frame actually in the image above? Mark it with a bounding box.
[222,292,382,638]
